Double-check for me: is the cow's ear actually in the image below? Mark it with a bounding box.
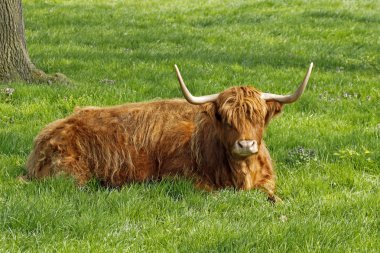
[202,103,219,121]
[265,101,283,125]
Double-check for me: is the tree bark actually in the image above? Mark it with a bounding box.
[0,0,68,84]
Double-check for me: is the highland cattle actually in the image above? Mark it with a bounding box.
[26,63,313,202]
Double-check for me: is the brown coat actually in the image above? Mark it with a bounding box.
[26,86,283,201]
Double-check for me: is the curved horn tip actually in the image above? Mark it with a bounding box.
[309,62,313,70]
[173,64,220,105]
[260,62,314,103]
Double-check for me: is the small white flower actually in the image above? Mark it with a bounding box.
[280,215,288,223]
[4,88,15,96]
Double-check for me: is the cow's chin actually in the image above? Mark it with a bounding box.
[231,148,258,159]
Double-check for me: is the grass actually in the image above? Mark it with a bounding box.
[1,0,379,252]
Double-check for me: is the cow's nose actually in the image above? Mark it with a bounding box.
[233,140,258,157]
[237,140,256,149]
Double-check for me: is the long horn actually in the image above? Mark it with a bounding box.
[261,63,313,104]
[174,64,219,105]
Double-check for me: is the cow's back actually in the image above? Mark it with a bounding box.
[26,99,200,186]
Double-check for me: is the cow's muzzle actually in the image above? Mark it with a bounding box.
[232,140,258,158]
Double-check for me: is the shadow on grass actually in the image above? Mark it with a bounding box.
[25,2,379,77]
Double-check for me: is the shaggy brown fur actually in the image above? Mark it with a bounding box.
[26,86,283,201]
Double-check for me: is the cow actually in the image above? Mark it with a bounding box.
[26,63,313,202]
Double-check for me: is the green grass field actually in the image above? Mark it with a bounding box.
[1,0,379,252]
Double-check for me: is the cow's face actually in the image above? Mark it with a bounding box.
[214,87,275,159]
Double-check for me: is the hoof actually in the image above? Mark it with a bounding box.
[268,195,283,204]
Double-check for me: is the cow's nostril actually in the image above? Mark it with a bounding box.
[237,140,256,148]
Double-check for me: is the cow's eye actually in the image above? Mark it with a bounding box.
[215,112,222,122]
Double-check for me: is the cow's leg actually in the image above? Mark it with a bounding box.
[259,179,282,203]
[249,150,282,203]
[243,171,282,203]
[254,172,283,203]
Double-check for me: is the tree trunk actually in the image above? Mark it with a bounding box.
[0,0,68,84]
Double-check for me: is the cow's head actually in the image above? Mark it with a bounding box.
[174,63,313,160]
